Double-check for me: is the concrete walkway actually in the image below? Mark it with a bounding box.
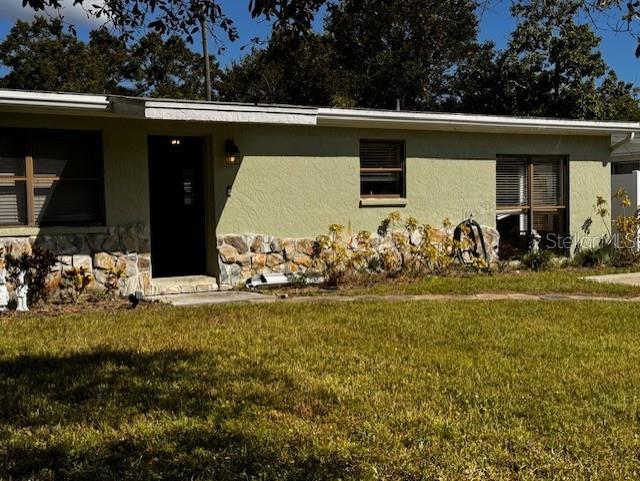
[152,290,640,306]
[151,291,270,306]
[584,272,640,287]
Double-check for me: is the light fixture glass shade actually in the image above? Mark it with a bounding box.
[224,139,241,165]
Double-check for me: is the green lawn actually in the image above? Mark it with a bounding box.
[291,268,640,298]
[2,301,640,480]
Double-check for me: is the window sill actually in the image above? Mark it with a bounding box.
[0,226,109,237]
[359,198,408,208]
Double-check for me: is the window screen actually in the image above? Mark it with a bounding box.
[360,140,405,198]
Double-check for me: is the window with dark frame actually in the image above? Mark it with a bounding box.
[360,140,405,198]
[496,155,568,256]
[612,161,640,175]
[0,128,104,227]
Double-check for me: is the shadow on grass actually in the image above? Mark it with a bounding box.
[0,349,358,481]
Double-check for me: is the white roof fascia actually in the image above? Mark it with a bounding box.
[0,90,109,112]
[317,108,640,135]
[1,89,639,136]
[144,100,318,125]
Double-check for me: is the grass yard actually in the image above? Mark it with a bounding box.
[2,300,640,480]
[283,268,640,298]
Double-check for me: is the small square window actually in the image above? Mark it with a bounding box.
[360,140,405,198]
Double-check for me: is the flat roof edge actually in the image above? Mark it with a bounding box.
[0,90,109,111]
[0,89,638,134]
[317,108,640,134]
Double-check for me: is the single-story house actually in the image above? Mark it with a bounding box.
[0,89,637,294]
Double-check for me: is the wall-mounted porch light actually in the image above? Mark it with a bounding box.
[224,139,241,165]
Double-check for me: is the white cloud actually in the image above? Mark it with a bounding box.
[0,0,103,27]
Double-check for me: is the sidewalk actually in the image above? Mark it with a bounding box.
[154,290,640,306]
[584,272,640,287]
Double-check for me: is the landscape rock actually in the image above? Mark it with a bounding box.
[93,252,115,270]
[293,253,312,268]
[236,253,252,267]
[282,239,296,260]
[138,253,151,271]
[297,238,315,256]
[224,235,249,254]
[72,255,93,272]
[266,253,284,268]
[218,245,239,264]
[270,238,283,253]
[252,253,267,269]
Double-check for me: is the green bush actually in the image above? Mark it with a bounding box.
[521,250,555,271]
[5,247,57,305]
[60,266,93,304]
[572,246,615,268]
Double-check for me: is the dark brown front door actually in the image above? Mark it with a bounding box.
[148,136,206,277]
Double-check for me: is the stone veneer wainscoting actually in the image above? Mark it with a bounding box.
[0,224,151,296]
[217,234,315,287]
[217,226,500,288]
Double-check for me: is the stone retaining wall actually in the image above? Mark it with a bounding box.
[0,224,151,295]
[217,226,499,287]
[217,234,315,287]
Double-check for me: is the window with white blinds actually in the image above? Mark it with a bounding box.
[360,140,405,198]
[0,128,104,227]
[496,155,567,240]
[496,157,528,209]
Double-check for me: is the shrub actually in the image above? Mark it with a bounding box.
[611,188,640,265]
[60,266,93,303]
[521,250,554,271]
[313,213,484,286]
[104,266,125,298]
[313,224,350,286]
[572,246,615,268]
[5,247,57,305]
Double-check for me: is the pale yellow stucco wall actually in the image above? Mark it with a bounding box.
[570,161,612,248]
[211,124,611,241]
[0,112,613,275]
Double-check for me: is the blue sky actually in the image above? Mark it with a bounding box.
[0,0,637,85]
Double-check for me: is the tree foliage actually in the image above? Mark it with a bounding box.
[454,0,640,120]
[22,0,326,45]
[132,33,213,98]
[221,0,480,110]
[0,16,93,93]
[8,0,640,120]
[222,0,639,120]
[18,0,640,58]
[218,31,334,105]
[326,0,479,111]
[0,17,219,99]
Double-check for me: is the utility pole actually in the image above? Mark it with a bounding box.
[201,18,212,101]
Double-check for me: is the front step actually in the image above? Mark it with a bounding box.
[149,275,219,296]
